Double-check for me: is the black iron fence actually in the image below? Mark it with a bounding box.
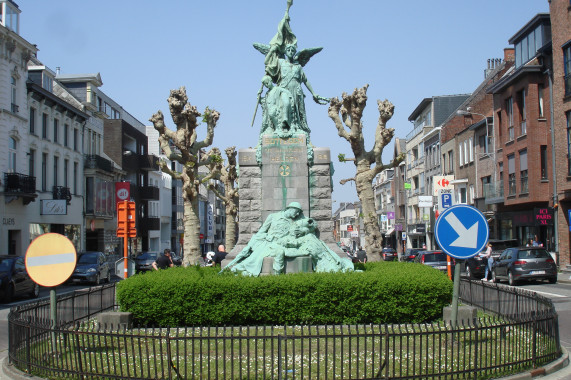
[8,280,561,379]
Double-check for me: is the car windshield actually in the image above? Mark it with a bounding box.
[423,253,447,262]
[138,252,158,260]
[0,258,14,270]
[517,249,551,259]
[78,254,97,265]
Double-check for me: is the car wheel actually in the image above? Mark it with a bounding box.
[30,283,40,298]
[549,276,557,284]
[491,270,498,283]
[508,271,517,286]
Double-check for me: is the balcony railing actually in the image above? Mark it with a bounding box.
[483,181,504,204]
[123,154,159,172]
[52,186,72,204]
[4,172,37,205]
[139,185,159,200]
[11,103,19,113]
[140,216,160,232]
[84,155,113,172]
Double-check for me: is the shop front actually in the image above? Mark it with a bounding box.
[498,207,555,251]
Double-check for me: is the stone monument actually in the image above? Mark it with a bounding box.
[224,0,348,274]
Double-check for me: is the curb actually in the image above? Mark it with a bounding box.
[2,347,569,380]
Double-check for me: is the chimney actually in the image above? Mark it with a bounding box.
[56,67,61,76]
[484,57,504,78]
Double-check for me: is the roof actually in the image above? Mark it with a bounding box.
[57,73,103,87]
[508,13,550,45]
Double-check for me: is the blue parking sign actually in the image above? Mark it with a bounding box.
[435,205,489,259]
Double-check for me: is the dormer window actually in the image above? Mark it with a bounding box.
[42,73,53,92]
[1,1,20,33]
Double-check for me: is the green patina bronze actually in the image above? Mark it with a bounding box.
[252,0,329,164]
[224,202,354,276]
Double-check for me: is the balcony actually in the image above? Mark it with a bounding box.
[139,185,159,200]
[139,216,160,232]
[484,181,504,205]
[84,155,113,172]
[52,186,72,204]
[4,172,37,204]
[123,153,159,172]
[11,103,19,113]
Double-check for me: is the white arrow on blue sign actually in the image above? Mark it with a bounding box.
[435,204,489,259]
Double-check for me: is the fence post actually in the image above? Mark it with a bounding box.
[278,334,283,380]
[25,318,31,375]
[532,312,538,368]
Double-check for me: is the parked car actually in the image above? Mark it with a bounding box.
[413,251,451,274]
[0,255,40,302]
[135,252,160,273]
[491,247,557,286]
[400,248,423,262]
[70,251,111,285]
[461,255,487,279]
[381,248,397,261]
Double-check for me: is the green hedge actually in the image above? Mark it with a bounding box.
[116,262,453,327]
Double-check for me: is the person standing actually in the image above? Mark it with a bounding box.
[213,245,227,266]
[483,243,493,281]
[152,249,174,270]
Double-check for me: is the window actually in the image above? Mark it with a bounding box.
[8,137,16,173]
[64,159,69,188]
[518,89,526,135]
[53,119,59,143]
[29,108,36,134]
[448,150,454,172]
[538,85,544,118]
[567,111,571,175]
[506,97,514,140]
[469,137,473,162]
[74,128,78,151]
[464,140,468,164]
[459,144,464,166]
[53,156,59,187]
[11,76,17,113]
[520,150,528,193]
[469,185,474,204]
[541,145,548,180]
[42,113,48,139]
[28,149,35,178]
[64,124,69,147]
[565,44,571,97]
[42,74,53,92]
[508,154,516,195]
[41,153,47,191]
[73,162,78,195]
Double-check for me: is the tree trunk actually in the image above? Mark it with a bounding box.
[355,164,383,261]
[182,192,201,266]
[225,208,237,252]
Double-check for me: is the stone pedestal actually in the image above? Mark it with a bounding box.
[226,133,342,271]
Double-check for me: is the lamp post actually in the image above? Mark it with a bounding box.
[456,109,495,199]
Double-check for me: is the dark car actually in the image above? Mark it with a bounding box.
[461,255,487,279]
[491,247,557,286]
[135,252,160,273]
[413,251,451,274]
[381,248,397,261]
[400,248,423,262]
[70,251,111,285]
[0,255,40,302]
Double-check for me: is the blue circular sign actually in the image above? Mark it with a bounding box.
[435,205,489,259]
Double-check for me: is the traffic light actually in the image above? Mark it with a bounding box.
[117,201,136,238]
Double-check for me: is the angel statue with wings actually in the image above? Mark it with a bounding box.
[252,0,329,139]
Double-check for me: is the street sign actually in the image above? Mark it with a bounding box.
[402,232,406,240]
[435,205,489,259]
[25,233,77,287]
[418,196,433,208]
[117,201,136,238]
[437,189,455,214]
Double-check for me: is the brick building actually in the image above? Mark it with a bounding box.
[488,14,556,251]
[550,0,571,266]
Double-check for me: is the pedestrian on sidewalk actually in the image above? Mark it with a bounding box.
[483,243,493,281]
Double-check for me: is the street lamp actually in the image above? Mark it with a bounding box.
[456,108,495,199]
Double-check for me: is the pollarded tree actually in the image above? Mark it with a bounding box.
[206,146,239,252]
[150,87,220,266]
[328,85,405,261]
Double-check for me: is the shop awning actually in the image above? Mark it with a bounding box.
[385,228,395,236]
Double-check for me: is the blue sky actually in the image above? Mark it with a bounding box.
[19,0,548,206]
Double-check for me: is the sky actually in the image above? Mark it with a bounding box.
[19,0,549,207]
